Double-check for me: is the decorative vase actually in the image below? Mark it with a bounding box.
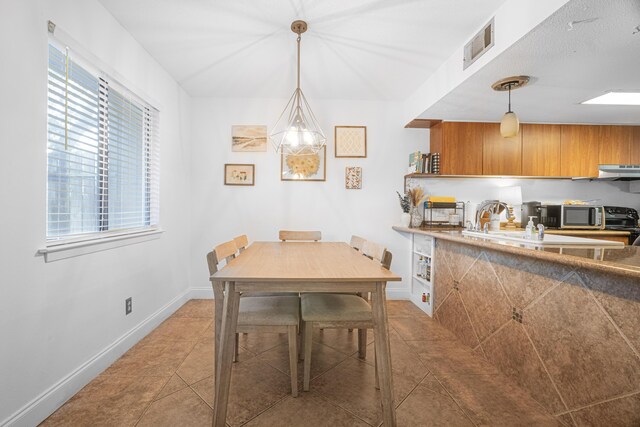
[400,212,411,227]
[410,206,423,228]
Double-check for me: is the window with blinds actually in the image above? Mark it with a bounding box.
[47,43,159,240]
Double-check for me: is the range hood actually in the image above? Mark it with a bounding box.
[574,164,640,181]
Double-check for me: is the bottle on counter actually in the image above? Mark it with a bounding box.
[525,216,536,240]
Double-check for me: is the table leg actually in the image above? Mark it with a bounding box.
[372,281,396,426]
[212,280,225,391]
[213,281,240,427]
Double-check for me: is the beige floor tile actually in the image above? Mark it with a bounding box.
[172,299,214,319]
[362,329,429,386]
[155,374,188,400]
[244,392,370,427]
[177,336,254,385]
[389,316,458,342]
[102,339,195,378]
[312,357,425,426]
[237,332,288,354]
[406,340,500,376]
[259,341,348,381]
[386,300,426,318]
[137,387,212,427]
[312,328,374,355]
[396,382,474,427]
[41,375,166,427]
[191,357,292,427]
[143,317,212,342]
[437,373,562,426]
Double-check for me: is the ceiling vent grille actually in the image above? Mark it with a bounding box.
[463,18,494,70]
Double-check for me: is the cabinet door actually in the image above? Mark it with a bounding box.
[442,122,483,175]
[599,126,631,164]
[482,123,522,175]
[521,124,561,176]
[560,125,600,177]
[631,127,640,164]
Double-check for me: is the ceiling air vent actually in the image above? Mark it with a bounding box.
[463,18,494,70]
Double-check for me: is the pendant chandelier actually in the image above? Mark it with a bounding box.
[491,75,530,138]
[270,20,326,155]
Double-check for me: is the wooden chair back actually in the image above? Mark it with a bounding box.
[234,235,249,252]
[362,240,393,270]
[207,240,238,275]
[350,235,366,251]
[279,230,322,241]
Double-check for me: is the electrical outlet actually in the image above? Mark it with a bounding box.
[125,297,132,315]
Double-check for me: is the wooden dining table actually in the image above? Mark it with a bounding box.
[209,241,402,426]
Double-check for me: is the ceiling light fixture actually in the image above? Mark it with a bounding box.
[270,20,326,155]
[492,76,530,138]
[582,92,640,105]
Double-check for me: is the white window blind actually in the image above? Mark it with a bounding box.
[47,43,159,240]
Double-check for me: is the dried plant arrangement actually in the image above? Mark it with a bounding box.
[397,191,410,213]
[407,187,428,207]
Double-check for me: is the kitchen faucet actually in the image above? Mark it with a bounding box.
[473,200,509,231]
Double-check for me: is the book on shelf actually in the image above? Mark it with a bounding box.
[407,151,441,175]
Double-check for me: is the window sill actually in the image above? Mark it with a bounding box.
[38,229,164,262]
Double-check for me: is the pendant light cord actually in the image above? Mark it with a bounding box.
[296,35,301,90]
[507,84,512,113]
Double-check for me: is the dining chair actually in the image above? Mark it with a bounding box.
[300,242,393,392]
[233,234,249,252]
[350,235,366,251]
[207,240,300,397]
[279,230,322,241]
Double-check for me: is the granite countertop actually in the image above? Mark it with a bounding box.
[392,226,640,279]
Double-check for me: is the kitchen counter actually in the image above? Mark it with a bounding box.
[394,225,640,422]
[392,226,640,279]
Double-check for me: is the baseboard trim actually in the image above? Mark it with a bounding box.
[189,286,213,299]
[1,289,192,427]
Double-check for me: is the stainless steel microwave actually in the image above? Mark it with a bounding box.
[540,205,605,229]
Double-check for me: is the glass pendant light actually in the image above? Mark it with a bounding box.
[491,76,530,138]
[270,20,326,155]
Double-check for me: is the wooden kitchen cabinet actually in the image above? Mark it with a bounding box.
[430,122,483,175]
[560,125,600,177]
[631,126,640,164]
[599,125,631,164]
[483,123,522,175]
[521,124,561,176]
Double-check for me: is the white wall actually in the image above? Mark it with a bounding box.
[0,1,192,425]
[189,98,425,298]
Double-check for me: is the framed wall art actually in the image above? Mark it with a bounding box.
[231,125,268,152]
[345,167,362,189]
[281,146,327,181]
[224,164,255,186]
[335,126,367,158]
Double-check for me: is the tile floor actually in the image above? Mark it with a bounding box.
[41,299,564,426]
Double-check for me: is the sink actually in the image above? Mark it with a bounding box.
[461,230,624,247]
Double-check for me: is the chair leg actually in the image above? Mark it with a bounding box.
[303,321,313,391]
[233,333,239,363]
[358,329,367,359]
[288,325,298,397]
[374,350,380,390]
[299,321,305,361]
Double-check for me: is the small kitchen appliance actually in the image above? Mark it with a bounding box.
[603,206,640,245]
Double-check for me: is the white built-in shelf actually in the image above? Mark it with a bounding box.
[413,250,431,258]
[412,275,431,287]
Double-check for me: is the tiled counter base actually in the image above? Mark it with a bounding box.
[432,238,640,427]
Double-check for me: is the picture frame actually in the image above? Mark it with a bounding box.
[224,164,255,186]
[231,125,268,152]
[335,126,367,158]
[280,146,327,181]
[345,167,362,189]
